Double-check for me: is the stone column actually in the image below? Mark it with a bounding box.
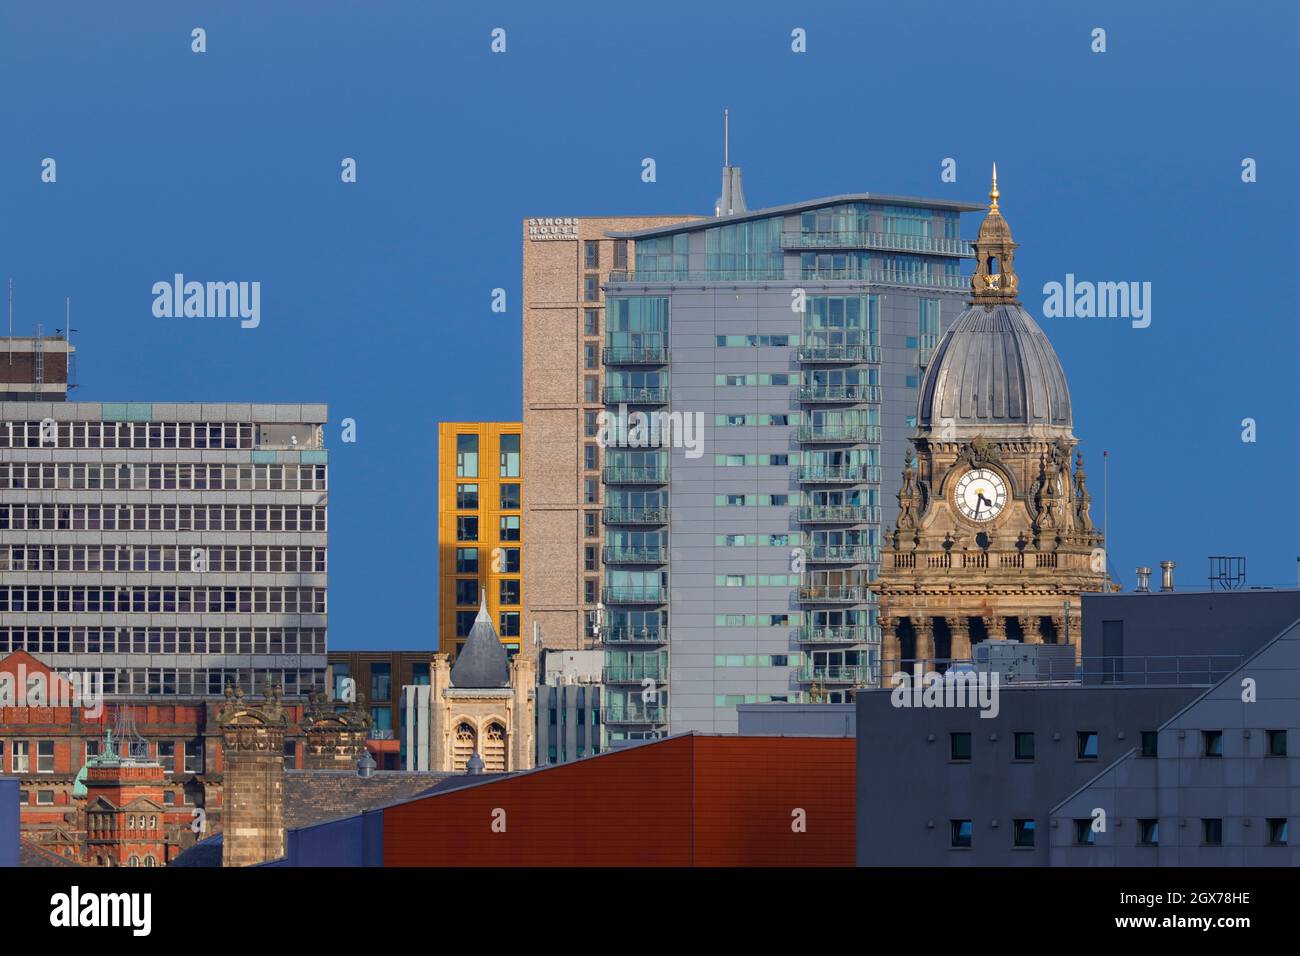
[913,617,935,668]
[948,617,972,661]
[986,615,1007,642]
[1050,615,1066,647]
[880,616,901,672]
[1020,614,1043,644]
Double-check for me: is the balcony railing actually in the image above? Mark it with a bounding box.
[796,343,881,364]
[368,729,395,740]
[603,506,668,525]
[603,662,669,683]
[797,384,881,403]
[798,424,881,444]
[874,655,1246,688]
[603,545,667,565]
[603,346,669,365]
[603,701,668,724]
[603,465,668,484]
[603,587,667,605]
[796,664,877,684]
[799,268,968,291]
[797,465,880,484]
[600,626,668,644]
[603,385,669,404]
[797,625,877,644]
[781,230,975,257]
[798,505,880,523]
[805,544,879,563]
[606,269,784,284]
[798,585,870,603]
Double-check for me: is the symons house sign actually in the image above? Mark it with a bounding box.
[527,217,579,240]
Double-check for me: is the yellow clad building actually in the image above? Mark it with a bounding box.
[437,423,523,659]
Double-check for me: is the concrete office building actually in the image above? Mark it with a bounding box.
[0,337,329,697]
[522,214,699,662]
[535,648,604,765]
[598,185,983,739]
[853,587,1300,866]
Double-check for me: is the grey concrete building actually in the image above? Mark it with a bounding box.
[0,365,329,697]
[853,587,1300,866]
[535,649,604,765]
[599,187,984,740]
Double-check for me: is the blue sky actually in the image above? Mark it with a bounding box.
[1,0,1297,648]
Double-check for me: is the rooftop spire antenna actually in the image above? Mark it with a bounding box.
[7,279,12,366]
[724,108,729,167]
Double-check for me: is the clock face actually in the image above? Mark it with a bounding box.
[954,468,1008,522]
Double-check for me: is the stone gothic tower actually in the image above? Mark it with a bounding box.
[875,168,1109,669]
[218,683,288,867]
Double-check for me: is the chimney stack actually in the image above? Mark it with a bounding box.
[1160,560,1176,592]
[1135,567,1152,593]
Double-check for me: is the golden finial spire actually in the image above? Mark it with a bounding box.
[989,162,1000,212]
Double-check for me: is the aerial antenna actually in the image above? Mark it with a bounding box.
[724,108,729,167]
[7,279,11,366]
[58,297,79,390]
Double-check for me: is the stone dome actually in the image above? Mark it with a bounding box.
[917,303,1072,434]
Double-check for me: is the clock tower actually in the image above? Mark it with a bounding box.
[875,168,1110,668]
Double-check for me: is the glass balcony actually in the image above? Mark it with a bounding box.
[797,383,881,403]
[603,586,667,604]
[603,385,669,405]
[603,346,669,365]
[603,661,669,683]
[602,545,667,565]
[798,424,881,443]
[603,506,669,525]
[603,700,668,724]
[798,585,869,603]
[796,664,877,684]
[797,504,880,523]
[603,465,668,484]
[781,230,975,258]
[796,343,881,364]
[600,626,668,644]
[797,464,880,483]
[797,625,877,644]
[805,544,879,563]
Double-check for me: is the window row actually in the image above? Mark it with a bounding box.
[1066,817,1288,848]
[0,586,327,615]
[454,515,520,542]
[454,433,521,479]
[0,503,327,532]
[0,626,326,655]
[15,667,327,696]
[0,461,326,491]
[0,545,326,574]
[452,547,520,574]
[453,482,521,511]
[452,578,521,607]
[0,420,257,449]
[949,729,1291,762]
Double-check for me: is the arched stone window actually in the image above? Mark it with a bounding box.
[483,721,507,772]
[452,721,476,771]
[128,855,139,867]
[144,856,156,867]
[148,815,156,828]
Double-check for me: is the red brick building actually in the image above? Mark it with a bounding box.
[0,651,309,863]
[382,734,854,866]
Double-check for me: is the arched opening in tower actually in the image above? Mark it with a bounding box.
[1006,616,1025,642]
[969,616,990,645]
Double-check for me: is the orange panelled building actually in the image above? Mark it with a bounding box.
[382,734,854,866]
[436,423,523,658]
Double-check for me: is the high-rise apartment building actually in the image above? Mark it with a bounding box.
[521,214,700,662]
[0,340,329,697]
[436,422,523,658]
[598,190,983,740]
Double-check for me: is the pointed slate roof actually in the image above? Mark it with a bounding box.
[449,592,511,688]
